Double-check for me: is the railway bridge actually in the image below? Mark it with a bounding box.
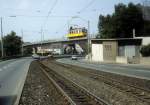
[23,38,88,55]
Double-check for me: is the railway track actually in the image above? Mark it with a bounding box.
[39,62,109,105]
[49,61,150,104]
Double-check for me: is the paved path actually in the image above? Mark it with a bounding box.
[0,57,33,105]
[57,58,150,80]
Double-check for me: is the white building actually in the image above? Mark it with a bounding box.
[91,38,142,64]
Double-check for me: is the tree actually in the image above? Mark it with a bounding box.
[97,3,146,38]
[144,20,150,35]
[98,15,116,38]
[140,44,150,57]
[3,31,22,56]
[24,47,33,55]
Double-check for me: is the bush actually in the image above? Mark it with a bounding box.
[140,44,150,57]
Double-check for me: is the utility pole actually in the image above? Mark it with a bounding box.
[87,20,90,60]
[133,28,135,38]
[41,28,43,56]
[1,17,4,58]
[69,16,90,59]
[21,29,24,56]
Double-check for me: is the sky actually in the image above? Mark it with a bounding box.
[0,0,142,42]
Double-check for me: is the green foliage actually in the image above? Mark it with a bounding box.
[98,14,116,38]
[140,44,150,57]
[143,20,150,36]
[24,47,33,55]
[97,3,147,38]
[3,31,22,56]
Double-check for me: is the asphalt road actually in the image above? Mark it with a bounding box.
[57,58,150,80]
[0,57,33,105]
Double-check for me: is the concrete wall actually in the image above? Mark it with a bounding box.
[128,57,140,64]
[116,56,128,64]
[116,56,140,64]
[125,46,135,58]
[117,45,141,64]
[62,40,88,54]
[142,37,150,45]
[140,57,150,65]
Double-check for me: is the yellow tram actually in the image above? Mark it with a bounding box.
[67,26,87,39]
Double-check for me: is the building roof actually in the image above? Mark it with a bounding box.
[91,38,142,41]
[91,38,142,46]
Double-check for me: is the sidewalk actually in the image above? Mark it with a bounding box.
[57,58,150,80]
[81,58,150,70]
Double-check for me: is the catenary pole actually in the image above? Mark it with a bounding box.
[1,17,4,58]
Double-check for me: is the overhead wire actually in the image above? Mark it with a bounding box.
[77,0,95,14]
[42,0,95,39]
[54,0,95,36]
[42,0,58,28]
[47,0,58,17]
[39,0,58,42]
[55,17,74,35]
[8,15,72,18]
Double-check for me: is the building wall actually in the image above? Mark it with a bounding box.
[124,45,136,58]
[118,46,125,56]
[118,45,140,58]
[91,39,142,64]
[135,46,140,57]
[134,37,150,45]
[103,41,118,62]
[92,44,103,61]
[117,45,140,64]
[140,57,150,65]
[116,56,128,64]
[141,37,150,45]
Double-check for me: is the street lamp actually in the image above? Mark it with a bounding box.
[0,16,24,58]
[69,16,90,59]
[40,28,44,56]
[21,29,24,56]
[9,16,24,56]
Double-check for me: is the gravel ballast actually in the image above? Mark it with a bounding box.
[19,61,67,105]
[42,59,149,105]
[19,59,150,105]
